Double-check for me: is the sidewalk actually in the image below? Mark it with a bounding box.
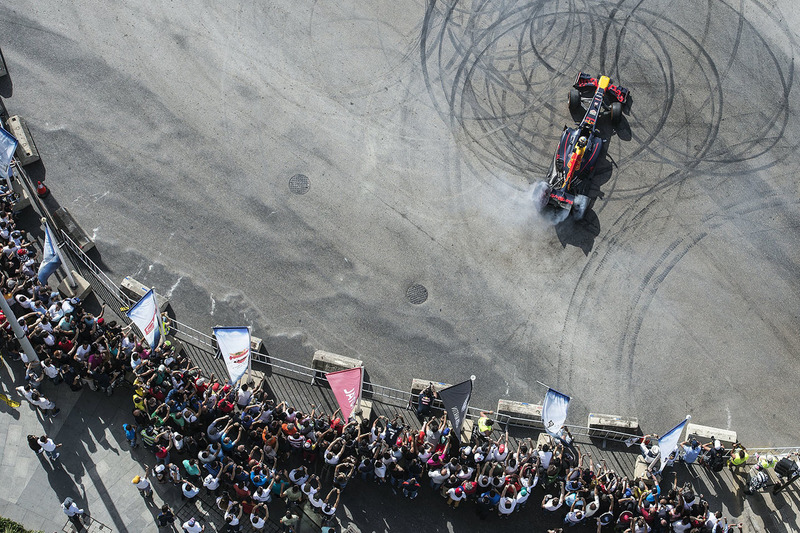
[0,350,797,532]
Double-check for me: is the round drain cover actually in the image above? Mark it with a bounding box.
[289,174,310,195]
[406,284,428,304]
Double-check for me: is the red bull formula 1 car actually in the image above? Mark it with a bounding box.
[533,72,629,222]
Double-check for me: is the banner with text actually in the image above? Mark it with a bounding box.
[326,366,363,421]
[214,327,251,385]
[542,388,571,436]
[438,379,473,436]
[127,289,161,349]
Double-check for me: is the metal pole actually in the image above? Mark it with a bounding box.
[0,293,38,362]
[41,218,77,289]
[4,162,14,196]
[247,327,253,385]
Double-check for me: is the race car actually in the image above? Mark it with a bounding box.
[533,72,629,222]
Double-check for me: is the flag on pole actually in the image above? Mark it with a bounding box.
[658,415,691,472]
[0,127,16,178]
[542,388,571,436]
[127,289,161,349]
[438,379,473,436]
[214,327,251,385]
[37,223,62,285]
[326,366,363,421]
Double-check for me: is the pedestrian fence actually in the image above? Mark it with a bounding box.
[11,164,800,455]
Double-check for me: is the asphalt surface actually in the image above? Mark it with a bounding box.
[1,0,799,446]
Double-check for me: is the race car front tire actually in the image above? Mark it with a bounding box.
[572,194,589,220]
[611,101,623,125]
[568,88,581,110]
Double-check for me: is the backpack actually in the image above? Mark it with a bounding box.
[710,453,725,472]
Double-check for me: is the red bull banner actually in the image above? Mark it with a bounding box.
[326,366,363,421]
[214,327,251,385]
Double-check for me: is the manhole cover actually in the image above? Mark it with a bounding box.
[289,174,310,194]
[406,284,428,304]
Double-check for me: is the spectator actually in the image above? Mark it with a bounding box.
[38,434,61,461]
[182,517,204,533]
[157,504,176,529]
[61,497,86,531]
[132,466,153,498]
[280,510,299,533]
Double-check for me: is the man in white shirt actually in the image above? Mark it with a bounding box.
[203,473,221,494]
[132,466,153,498]
[538,444,553,469]
[182,517,204,533]
[39,435,61,461]
[236,384,252,408]
[182,481,200,500]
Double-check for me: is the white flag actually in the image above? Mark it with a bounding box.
[127,289,161,349]
[658,416,691,472]
[542,388,570,436]
[214,327,251,385]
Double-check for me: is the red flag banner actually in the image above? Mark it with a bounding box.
[326,367,363,421]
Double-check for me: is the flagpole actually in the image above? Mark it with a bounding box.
[356,366,363,414]
[247,327,253,385]
[5,161,15,196]
[153,287,165,348]
[0,292,39,362]
[41,218,77,289]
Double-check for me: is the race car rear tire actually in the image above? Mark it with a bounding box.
[568,88,581,110]
[572,194,589,220]
[532,181,550,212]
[611,101,623,125]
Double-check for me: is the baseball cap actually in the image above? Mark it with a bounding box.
[188,518,196,526]
[714,440,722,450]
[132,475,141,484]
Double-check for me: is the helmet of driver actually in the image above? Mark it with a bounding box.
[577,136,587,147]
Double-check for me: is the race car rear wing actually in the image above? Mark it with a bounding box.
[573,71,629,103]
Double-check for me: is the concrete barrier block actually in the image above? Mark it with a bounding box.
[410,378,451,396]
[587,413,640,437]
[5,115,40,165]
[52,206,95,252]
[9,169,31,211]
[497,399,542,428]
[121,276,169,311]
[633,456,655,483]
[310,350,362,385]
[460,418,475,441]
[311,350,362,373]
[354,399,373,425]
[685,423,737,448]
[58,270,92,300]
